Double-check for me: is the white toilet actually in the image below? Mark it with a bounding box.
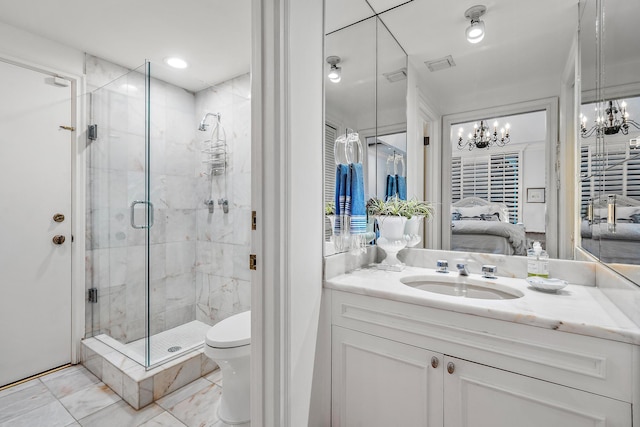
[205,310,251,425]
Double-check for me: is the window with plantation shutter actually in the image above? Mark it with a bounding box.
[324,123,338,240]
[580,143,640,213]
[627,151,640,198]
[490,152,520,224]
[580,145,592,217]
[451,157,461,202]
[451,152,521,223]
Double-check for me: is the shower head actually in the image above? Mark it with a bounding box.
[198,112,220,131]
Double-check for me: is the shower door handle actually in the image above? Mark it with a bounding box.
[130,200,154,229]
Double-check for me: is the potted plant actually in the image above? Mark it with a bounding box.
[403,199,434,247]
[366,197,434,268]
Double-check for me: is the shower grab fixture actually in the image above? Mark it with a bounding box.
[218,198,229,214]
[204,199,215,213]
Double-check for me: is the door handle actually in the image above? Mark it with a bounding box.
[130,200,154,229]
[52,235,66,245]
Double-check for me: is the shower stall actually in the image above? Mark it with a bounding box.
[85,56,251,369]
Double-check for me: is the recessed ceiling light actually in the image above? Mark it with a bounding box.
[164,57,188,69]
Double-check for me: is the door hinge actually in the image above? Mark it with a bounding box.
[88,288,98,303]
[249,254,257,270]
[251,211,257,230]
[88,124,98,141]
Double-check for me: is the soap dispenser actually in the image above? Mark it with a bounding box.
[527,241,549,278]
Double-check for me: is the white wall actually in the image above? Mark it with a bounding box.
[253,0,324,425]
[0,21,84,75]
[522,144,546,232]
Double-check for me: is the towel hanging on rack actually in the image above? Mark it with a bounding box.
[396,175,407,200]
[385,175,397,201]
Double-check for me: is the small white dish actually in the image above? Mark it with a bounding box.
[526,277,568,293]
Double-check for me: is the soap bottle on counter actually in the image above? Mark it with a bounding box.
[527,241,549,278]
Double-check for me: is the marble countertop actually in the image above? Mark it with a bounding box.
[325,266,640,345]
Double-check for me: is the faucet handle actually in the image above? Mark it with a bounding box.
[482,265,497,279]
[436,259,449,273]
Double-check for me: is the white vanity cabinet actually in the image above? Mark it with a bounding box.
[330,290,636,426]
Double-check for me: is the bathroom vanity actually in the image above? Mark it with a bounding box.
[325,267,640,426]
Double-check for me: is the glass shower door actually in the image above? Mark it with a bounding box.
[87,62,152,367]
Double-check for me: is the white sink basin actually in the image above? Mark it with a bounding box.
[400,276,524,300]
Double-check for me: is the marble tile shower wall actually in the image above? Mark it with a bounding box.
[193,74,252,325]
[85,55,252,345]
[85,56,199,342]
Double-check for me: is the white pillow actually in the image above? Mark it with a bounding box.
[452,206,492,219]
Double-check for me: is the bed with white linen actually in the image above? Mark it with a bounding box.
[580,195,640,264]
[451,197,527,256]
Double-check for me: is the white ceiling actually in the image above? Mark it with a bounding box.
[0,0,251,92]
[326,0,579,117]
[383,0,578,114]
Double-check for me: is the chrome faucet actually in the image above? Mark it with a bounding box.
[456,263,470,276]
[436,260,449,273]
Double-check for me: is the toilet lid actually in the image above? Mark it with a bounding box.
[205,311,251,348]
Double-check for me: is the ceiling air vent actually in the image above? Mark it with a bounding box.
[425,55,456,72]
[383,68,407,83]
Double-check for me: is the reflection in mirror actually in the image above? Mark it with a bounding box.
[449,111,547,256]
[323,9,408,255]
[579,95,640,264]
[579,0,640,274]
[367,132,407,200]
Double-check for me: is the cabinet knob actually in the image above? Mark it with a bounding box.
[447,362,455,374]
[52,235,66,245]
[431,356,439,368]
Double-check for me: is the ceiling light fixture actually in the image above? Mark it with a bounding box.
[457,120,511,150]
[164,57,188,69]
[464,5,487,44]
[326,56,341,83]
[580,100,640,138]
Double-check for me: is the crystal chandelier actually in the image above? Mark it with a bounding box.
[457,120,511,150]
[580,100,640,138]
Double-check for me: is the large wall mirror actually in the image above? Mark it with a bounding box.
[579,0,640,278]
[324,1,408,255]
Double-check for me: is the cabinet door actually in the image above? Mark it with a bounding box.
[332,326,443,427]
[443,356,631,427]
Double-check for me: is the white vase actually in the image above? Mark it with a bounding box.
[376,216,408,269]
[405,215,423,248]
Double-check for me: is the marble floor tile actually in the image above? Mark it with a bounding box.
[41,366,101,399]
[0,400,75,427]
[212,421,250,427]
[2,364,240,427]
[138,411,188,427]
[0,379,38,399]
[77,400,164,427]
[59,382,121,420]
[204,369,223,386]
[163,383,222,427]
[0,380,56,423]
[156,377,212,411]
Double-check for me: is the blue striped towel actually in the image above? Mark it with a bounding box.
[396,175,407,200]
[350,163,366,235]
[385,174,397,200]
[334,164,351,234]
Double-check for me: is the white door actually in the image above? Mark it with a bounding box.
[443,355,631,427]
[0,60,72,386]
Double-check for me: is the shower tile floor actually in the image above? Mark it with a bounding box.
[0,365,250,427]
[95,320,212,367]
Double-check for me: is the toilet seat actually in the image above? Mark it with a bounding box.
[205,311,251,348]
